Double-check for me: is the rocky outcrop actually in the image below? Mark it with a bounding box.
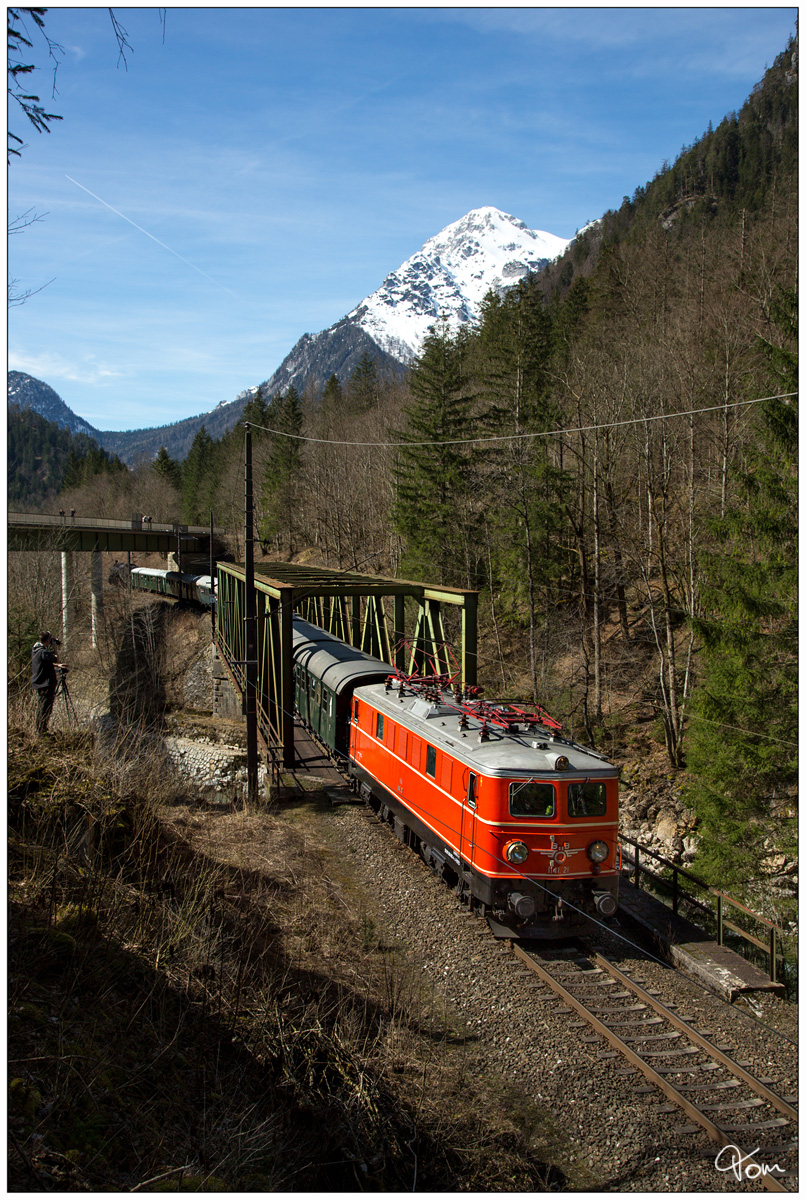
[618,759,695,862]
[617,756,798,899]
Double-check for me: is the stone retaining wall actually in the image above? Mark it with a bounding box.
[163,734,266,804]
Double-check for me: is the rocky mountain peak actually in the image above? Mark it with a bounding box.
[348,206,569,362]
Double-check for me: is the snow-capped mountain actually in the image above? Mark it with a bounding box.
[350,206,569,361]
[8,207,572,463]
[262,206,569,397]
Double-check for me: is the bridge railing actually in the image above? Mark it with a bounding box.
[620,834,787,985]
[8,511,209,535]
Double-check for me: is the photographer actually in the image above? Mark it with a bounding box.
[31,632,66,735]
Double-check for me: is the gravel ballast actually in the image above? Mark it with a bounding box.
[321,798,798,1193]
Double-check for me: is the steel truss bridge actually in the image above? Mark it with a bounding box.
[215,560,478,770]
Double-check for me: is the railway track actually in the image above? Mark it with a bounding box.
[512,940,798,1191]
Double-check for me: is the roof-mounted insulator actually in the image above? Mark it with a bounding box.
[479,721,489,742]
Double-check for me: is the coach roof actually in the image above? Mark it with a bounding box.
[292,620,391,695]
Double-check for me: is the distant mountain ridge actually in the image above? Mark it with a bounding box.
[8,207,570,462]
[8,371,102,440]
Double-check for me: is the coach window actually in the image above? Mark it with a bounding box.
[425,745,437,778]
[568,782,607,817]
[509,781,555,817]
[376,712,384,740]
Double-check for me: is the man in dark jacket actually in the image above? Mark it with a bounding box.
[31,632,65,734]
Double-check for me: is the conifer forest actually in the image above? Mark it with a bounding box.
[28,39,798,890]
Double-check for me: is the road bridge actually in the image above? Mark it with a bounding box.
[8,511,210,554]
[8,510,212,653]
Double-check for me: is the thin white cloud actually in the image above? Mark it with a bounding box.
[8,349,121,385]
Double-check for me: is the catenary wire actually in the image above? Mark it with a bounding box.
[246,391,796,449]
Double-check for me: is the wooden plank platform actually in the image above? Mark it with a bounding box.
[617,879,785,1001]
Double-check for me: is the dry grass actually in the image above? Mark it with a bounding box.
[8,720,589,1192]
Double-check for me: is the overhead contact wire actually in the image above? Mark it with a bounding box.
[247,391,796,448]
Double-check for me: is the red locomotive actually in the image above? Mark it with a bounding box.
[293,618,620,938]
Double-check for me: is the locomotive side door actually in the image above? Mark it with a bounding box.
[459,772,478,868]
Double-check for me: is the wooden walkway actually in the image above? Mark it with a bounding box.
[284,719,353,802]
[618,879,785,1000]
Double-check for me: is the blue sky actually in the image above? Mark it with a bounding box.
[8,6,797,433]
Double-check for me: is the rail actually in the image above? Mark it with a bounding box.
[620,835,787,984]
[511,943,797,1191]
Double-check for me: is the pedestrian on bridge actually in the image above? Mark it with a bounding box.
[31,632,67,735]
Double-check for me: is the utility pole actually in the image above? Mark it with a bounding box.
[244,424,259,806]
[209,509,215,642]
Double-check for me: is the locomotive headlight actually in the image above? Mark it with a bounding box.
[587,840,609,863]
[554,755,570,770]
[504,840,530,865]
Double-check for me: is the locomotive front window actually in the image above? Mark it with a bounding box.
[568,782,607,817]
[510,781,555,817]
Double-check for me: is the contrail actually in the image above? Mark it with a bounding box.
[65,174,239,299]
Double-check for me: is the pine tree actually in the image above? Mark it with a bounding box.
[181,425,217,523]
[473,280,568,696]
[152,445,182,491]
[240,384,273,431]
[685,298,797,885]
[320,373,344,421]
[348,352,379,413]
[393,319,477,585]
[260,386,304,554]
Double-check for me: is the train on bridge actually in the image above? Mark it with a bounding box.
[110,564,216,608]
[112,560,620,938]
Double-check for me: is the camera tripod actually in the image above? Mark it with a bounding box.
[54,667,78,725]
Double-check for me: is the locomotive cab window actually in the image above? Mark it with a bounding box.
[568,782,607,817]
[425,745,437,778]
[376,713,384,740]
[509,780,555,817]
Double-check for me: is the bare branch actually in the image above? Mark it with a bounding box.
[9,207,48,234]
[8,274,56,307]
[108,8,133,70]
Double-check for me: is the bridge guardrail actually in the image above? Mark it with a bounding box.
[8,512,210,535]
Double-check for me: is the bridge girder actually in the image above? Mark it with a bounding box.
[215,561,478,771]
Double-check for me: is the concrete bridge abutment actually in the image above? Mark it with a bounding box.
[212,649,245,720]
